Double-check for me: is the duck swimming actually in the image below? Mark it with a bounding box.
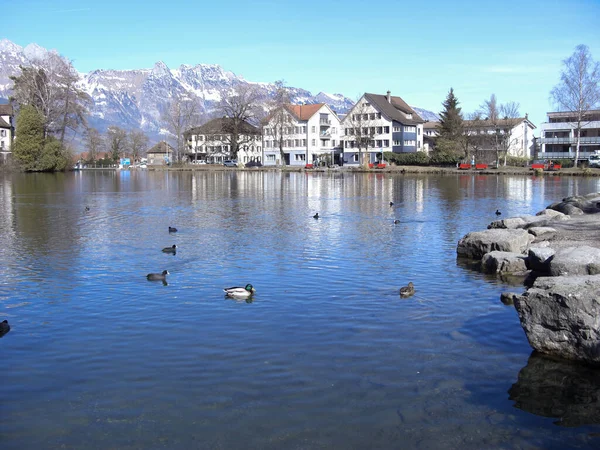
[400,282,415,298]
[393,219,400,224]
[390,202,394,207]
[223,284,255,299]
[162,245,177,253]
[0,320,10,337]
[169,226,178,233]
[495,209,502,216]
[147,270,169,281]
[313,213,319,219]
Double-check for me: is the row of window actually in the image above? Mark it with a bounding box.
[264,139,338,148]
[189,134,261,142]
[345,126,390,136]
[393,126,417,133]
[264,126,338,135]
[352,112,383,121]
[342,139,420,148]
[188,145,262,153]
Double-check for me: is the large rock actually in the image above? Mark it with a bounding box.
[549,246,600,276]
[513,275,600,366]
[487,217,527,229]
[535,208,566,218]
[549,194,600,215]
[527,247,555,274]
[527,226,556,239]
[481,251,528,274]
[457,229,534,259]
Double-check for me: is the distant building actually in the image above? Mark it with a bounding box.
[262,103,342,166]
[341,92,425,166]
[422,121,439,153]
[0,104,14,163]
[184,118,262,165]
[146,141,174,166]
[464,116,536,160]
[538,110,600,160]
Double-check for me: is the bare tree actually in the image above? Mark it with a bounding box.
[477,95,521,165]
[106,126,127,163]
[551,44,600,167]
[162,95,200,163]
[343,97,378,167]
[83,126,104,162]
[128,129,149,163]
[217,83,260,159]
[498,101,521,165]
[266,80,293,166]
[9,53,90,141]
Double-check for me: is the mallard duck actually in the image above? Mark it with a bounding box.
[400,282,415,298]
[147,270,169,281]
[313,213,319,219]
[393,219,400,224]
[162,245,177,253]
[224,284,255,299]
[169,226,178,233]
[0,319,10,337]
[495,209,502,216]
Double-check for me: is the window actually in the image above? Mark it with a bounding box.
[295,154,306,161]
[393,140,401,146]
[384,140,389,147]
[311,126,316,133]
[0,130,5,137]
[302,139,306,146]
[377,127,383,134]
[418,128,421,135]
[417,141,421,149]
[369,113,375,120]
[267,154,276,161]
[332,127,336,134]
[404,140,416,146]
[377,113,382,119]
[376,140,382,147]
[363,114,368,120]
[404,126,416,133]
[332,140,336,146]
[295,139,300,147]
[353,154,359,162]
[311,139,316,146]
[393,126,400,132]
[384,126,389,133]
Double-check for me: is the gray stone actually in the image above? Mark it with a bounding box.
[527,227,556,239]
[488,217,527,229]
[527,247,555,273]
[536,208,566,217]
[500,292,520,305]
[513,275,600,366]
[482,251,528,274]
[457,229,534,260]
[549,246,600,276]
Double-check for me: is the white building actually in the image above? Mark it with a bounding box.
[184,118,262,165]
[538,110,600,160]
[0,104,14,163]
[262,103,342,167]
[464,116,536,159]
[341,92,425,166]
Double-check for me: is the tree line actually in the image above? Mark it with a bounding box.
[7,44,599,171]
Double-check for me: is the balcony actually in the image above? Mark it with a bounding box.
[320,119,331,125]
[319,131,331,138]
[539,136,600,145]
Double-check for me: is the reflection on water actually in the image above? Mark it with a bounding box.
[1,171,600,449]
[509,352,600,427]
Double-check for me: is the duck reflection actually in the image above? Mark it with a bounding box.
[508,351,600,427]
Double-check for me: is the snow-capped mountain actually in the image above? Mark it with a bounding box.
[0,39,439,143]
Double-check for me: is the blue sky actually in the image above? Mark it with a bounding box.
[4,0,600,131]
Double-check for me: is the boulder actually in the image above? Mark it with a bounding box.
[482,251,528,274]
[487,217,527,229]
[500,292,520,305]
[549,246,600,276]
[527,247,555,273]
[535,208,566,217]
[513,275,600,366]
[548,194,600,215]
[457,229,534,259]
[527,226,556,239]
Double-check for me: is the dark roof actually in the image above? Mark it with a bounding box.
[363,93,425,125]
[184,117,260,138]
[147,141,174,154]
[464,117,536,129]
[0,117,10,129]
[0,104,13,116]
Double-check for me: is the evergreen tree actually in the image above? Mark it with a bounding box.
[435,88,465,157]
[12,105,70,172]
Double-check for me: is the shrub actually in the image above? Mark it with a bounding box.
[384,151,430,166]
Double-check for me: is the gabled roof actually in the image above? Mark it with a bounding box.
[423,121,439,129]
[184,117,260,137]
[147,141,174,154]
[363,93,425,125]
[0,117,10,129]
[0,104,13,116]
[286,103,325,121]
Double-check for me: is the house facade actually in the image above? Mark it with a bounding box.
[262,103,342,167]
[537,110,600,160]
[463,116,536,160]
[0,104,14,163]
[146,141,174,166]
[184,118,262,165]
[341,92,425,166]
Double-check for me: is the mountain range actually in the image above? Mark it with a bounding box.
[0,39,440,147]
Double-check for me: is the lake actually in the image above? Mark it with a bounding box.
[1,170,600,449]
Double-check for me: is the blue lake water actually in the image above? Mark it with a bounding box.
[1,170,600,449]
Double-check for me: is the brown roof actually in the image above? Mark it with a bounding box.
[184,117,260,138]
[147,141,174,154]
[286,103,325,121]
[423,121,440,129]
[363,93,424,125]
[0,104,13,116]
[0,117,10,129]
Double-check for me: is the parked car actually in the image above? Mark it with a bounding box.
[245,160,263,168]
[589,153,600,168]
[223,160,238,167]
[191,160,206,165]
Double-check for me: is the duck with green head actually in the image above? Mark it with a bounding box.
[223,284,255,299]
